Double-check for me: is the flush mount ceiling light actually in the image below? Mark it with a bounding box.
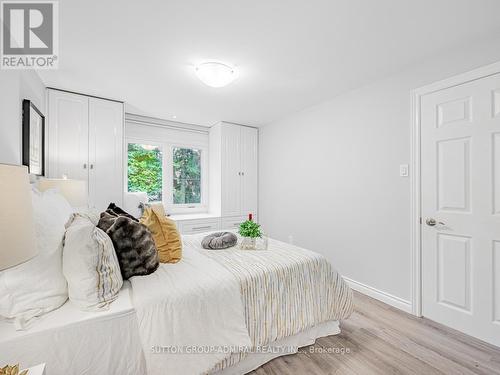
[195,62,237,88]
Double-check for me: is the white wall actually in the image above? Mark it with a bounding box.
[0,70,46,165]
[259,36,500,306]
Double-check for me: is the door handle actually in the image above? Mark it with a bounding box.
[426,218,445,227]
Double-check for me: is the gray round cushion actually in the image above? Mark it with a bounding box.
[201,232,238,250]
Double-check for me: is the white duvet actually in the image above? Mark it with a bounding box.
[130,246,251,375]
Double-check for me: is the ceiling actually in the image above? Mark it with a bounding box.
[39,0,500,127]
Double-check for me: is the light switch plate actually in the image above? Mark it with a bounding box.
[400,164,409,177]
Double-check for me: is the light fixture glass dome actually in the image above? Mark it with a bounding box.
[195,62,237,88]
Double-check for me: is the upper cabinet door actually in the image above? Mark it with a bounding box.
[88,98,124,210]
[240,126,258,217]
[221,123,242,216]
[47,90,89,180]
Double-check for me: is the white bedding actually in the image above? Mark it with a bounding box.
[183,233,353,372]
[1,233,351,375]
[130,246,252,375]
[0,283,146,375]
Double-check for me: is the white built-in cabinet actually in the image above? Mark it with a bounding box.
[171,122,259,234]
[240,126,258,216]
[47,89,124,210]
[222,124,258,217]
[211,121,258,217]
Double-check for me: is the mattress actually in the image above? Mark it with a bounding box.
[0,282,146,375]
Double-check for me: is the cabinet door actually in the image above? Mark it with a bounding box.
[240,126,258,216]
[47,90,89,181]
[88,98,123,210]
[221,123,241,216]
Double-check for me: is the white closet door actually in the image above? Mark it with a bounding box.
[221,123,241,216]
[47,90,88,180]
[240,126,258,217]
[88,98,123,210]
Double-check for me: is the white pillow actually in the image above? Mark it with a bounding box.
[0,188,72,329]
[75,207,101,225]
[63,214,123,310]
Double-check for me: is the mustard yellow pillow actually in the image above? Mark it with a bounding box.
[140,204,182,263]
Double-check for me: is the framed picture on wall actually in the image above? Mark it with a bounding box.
[22,99,45,176]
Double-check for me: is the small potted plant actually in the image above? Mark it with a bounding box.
[238,214,262,250]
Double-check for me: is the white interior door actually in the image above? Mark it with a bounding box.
[421,73,500,347]
[88,98,123,210]
[240,126,258,217]
[221,123,241,216]
[47,90,88,181]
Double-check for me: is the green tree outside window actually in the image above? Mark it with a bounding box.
[173,147,201,204]
[127,143,162,202]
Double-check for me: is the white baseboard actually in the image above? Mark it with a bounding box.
[343,277,413,314]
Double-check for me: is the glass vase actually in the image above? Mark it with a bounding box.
[239,235,268,250]
[240,236,257,250]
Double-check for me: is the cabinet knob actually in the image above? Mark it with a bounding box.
[83,163,87,169]
[90,164,94,169]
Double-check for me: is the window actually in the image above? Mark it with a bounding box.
[172,147,202,205]
[126,140,207,213]
[127,143,163,202]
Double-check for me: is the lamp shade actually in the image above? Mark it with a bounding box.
[0,164,38,271]
[38,178,87,208]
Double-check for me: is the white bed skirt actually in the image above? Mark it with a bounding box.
[1,298,339,375]
[216,320,340,375]
[0,283,146,375]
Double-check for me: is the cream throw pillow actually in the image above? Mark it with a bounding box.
[63,213,123,310]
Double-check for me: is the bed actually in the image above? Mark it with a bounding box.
[132,233,354,375]
[0,233,353,375]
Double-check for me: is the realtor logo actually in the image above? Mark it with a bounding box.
[1,0,59,69]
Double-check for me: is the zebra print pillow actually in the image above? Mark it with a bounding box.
[98,210,159,280]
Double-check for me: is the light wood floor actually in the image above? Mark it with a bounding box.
[251,291,500,375]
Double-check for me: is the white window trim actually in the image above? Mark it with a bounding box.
[125,137,209,215]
